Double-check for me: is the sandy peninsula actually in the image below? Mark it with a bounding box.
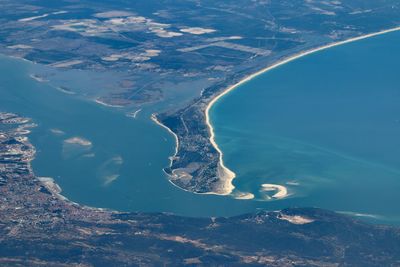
[205,26,400,196]
[152,113,238,196]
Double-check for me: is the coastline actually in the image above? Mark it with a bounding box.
[151,114,179,161]
[204,26,400,195]
[151,113,231,196]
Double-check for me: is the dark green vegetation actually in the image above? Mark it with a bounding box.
[1,112,400,266]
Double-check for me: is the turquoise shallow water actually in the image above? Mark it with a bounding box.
[0,56,263,217]
[211,31,400,221]
[1,30,400,223]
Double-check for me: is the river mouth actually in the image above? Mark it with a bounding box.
[1,30,400,224]
[210,30,400,223]
[0,54,269,218]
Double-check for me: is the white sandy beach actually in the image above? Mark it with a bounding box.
[205,26,400,196]
[152,114,221,196]
[152,113,237,196]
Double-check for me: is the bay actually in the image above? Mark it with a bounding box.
[211,30,400,222]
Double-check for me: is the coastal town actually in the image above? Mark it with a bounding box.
[1,0,400,265]
[1,112,400,265]
[0,0,399,194]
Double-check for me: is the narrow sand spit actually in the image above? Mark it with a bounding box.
[151,27,400,196]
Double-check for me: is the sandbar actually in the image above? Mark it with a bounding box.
[64,137,92,146]
[94,98,124,108]
[233,192,255,200]
[261,184,289,199]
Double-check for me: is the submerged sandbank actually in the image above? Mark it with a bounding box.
[64,137,92,146]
